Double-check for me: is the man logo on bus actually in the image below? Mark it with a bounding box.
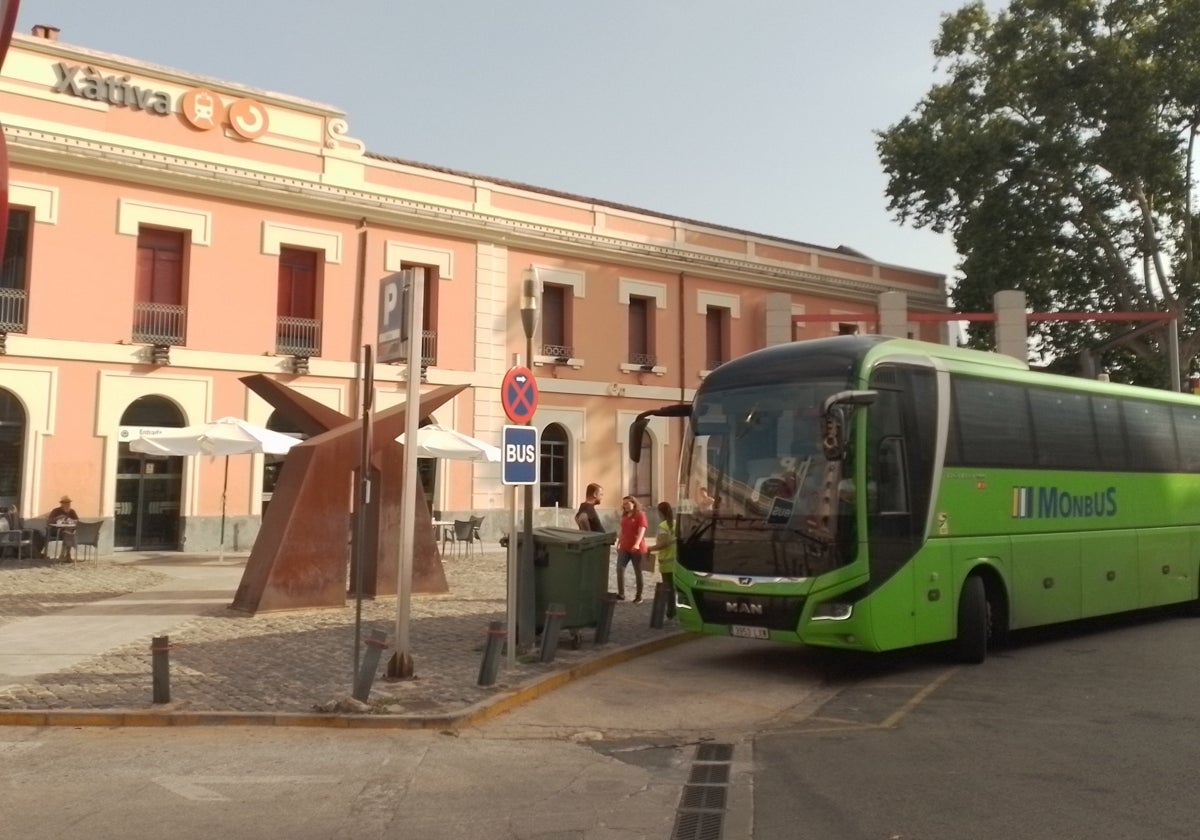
[724,600,764,616]
[1011,486,1118,519]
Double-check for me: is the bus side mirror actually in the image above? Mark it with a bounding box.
[628,404,691,462]
[821,390,877,461]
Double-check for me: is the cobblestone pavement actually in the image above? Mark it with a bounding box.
[0,548,686,723]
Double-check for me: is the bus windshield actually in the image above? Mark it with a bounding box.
[678,377,857,579]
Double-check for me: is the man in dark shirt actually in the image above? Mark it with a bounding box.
[575,483,605,532]
[47,494,78,560]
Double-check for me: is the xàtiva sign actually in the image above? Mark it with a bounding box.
[501,425,538,486]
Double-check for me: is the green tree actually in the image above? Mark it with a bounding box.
[876,0,1200,386]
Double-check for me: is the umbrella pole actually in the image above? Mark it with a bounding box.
[219,455,228,563]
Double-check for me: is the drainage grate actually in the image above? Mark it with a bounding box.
[672,810,724,840]
[671,742,735,840]
[681,784,728,810]
[695,743,734,763]
[688,763,730,785]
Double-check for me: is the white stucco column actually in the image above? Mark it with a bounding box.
[878,291,909,338]
[994,290,1028,362]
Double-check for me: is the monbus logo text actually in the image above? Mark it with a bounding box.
[1011,486,1118,519]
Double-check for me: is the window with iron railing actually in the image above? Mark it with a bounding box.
[0,288,27,332]
[134,227,187,345]
[421,329,437,367]
[542,343,574,362]
[276,316,321,356]
[705,305,729,370]
[2,209,31,333]
[132,302,187,345]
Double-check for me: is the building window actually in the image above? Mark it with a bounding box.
[400,263,438,368]
[276,247,322,356]
[133,227,187,345]
[0,208,30,333]
[627,296,656,368]
[539,423,568,508]
[541,284,572,360]
[705,306,729,370]
[0,388,26,510]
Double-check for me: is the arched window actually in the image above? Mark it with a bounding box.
[116,396,185,550]
[0,388,26,509]
[263,410,308,514]
[539,423,568,509]
[630,431,653,510]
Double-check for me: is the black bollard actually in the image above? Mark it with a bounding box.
[353,629,389,702]
[151,635,172,704]
[539,603,566,662]
[594,593,618,645]
[650,582,670,628]
[477,621,506,687]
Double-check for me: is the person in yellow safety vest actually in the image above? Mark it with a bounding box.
[646,501,676,619]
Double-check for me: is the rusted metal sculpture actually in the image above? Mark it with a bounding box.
[231,375,467,613]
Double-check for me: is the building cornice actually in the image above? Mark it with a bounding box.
[7,126,946,310]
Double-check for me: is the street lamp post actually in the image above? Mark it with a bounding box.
[518,272,538,649]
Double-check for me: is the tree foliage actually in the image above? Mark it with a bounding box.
[876,0,1200,386]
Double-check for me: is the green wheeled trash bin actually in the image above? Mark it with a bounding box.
[520,526,615,647]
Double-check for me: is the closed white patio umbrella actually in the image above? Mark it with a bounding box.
[395,424,501,462]
[129,417,302,555]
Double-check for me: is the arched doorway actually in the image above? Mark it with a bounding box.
[262,409,307,516]
[116,396,184,550]
[0,388,26,512]
[539,422,569,509]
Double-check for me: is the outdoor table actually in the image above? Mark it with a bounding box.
[49,520,77,559]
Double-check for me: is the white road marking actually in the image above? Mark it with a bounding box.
[152,775,338,802]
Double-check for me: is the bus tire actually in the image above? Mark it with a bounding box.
[954,575,988,664]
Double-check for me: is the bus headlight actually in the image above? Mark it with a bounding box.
[811,601,853,621]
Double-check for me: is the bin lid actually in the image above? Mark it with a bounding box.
[522,526,615,547]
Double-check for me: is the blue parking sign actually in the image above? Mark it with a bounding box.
[502,425,538,486]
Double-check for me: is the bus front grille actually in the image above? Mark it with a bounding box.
[694,590,805,631]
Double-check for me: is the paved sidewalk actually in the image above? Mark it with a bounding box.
[0,548,689,728]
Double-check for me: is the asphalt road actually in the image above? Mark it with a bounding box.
[4,607,1198,840]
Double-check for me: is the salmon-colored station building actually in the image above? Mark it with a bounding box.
[0,26,947,554]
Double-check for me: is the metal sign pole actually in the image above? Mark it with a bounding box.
[390,267,424,678]
[506,484,518,666]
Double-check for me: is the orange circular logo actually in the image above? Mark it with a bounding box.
[228,98,269,140]
[180,88,225,131]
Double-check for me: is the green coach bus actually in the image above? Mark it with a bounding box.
[629,335,1200,662]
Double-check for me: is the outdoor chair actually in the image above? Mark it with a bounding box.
[469,515,485,550]
[74,519,104,563]
[452,519,477,557]
[0,527,34,560]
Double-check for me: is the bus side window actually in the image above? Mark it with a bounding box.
[875,436,909,515]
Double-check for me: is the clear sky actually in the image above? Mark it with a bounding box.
[15,1,992,284]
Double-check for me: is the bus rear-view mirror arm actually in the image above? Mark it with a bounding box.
[821,390,877,461]
[629,403,691,462]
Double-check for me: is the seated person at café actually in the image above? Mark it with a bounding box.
[47,494,78,561]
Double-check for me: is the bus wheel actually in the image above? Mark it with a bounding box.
[954,575,989,664]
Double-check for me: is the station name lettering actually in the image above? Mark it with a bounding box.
[52,63,172,115]
[1012,485,1118,519]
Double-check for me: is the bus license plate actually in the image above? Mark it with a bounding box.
[730,625,769,640]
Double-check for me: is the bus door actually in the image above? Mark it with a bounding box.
[865,364,938,585]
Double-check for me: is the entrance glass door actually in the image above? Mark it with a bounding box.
[115,449,182,550]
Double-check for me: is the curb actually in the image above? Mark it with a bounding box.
[0,631,697,730]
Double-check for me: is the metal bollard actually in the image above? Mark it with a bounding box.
[539,603,566,662]
[477,620,506,687]
[353,629,389,702]
[151,635,173,704]
[650,582,670,629]
[594,593,618,645]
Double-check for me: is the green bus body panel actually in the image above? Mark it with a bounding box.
[674,336,1200,655]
